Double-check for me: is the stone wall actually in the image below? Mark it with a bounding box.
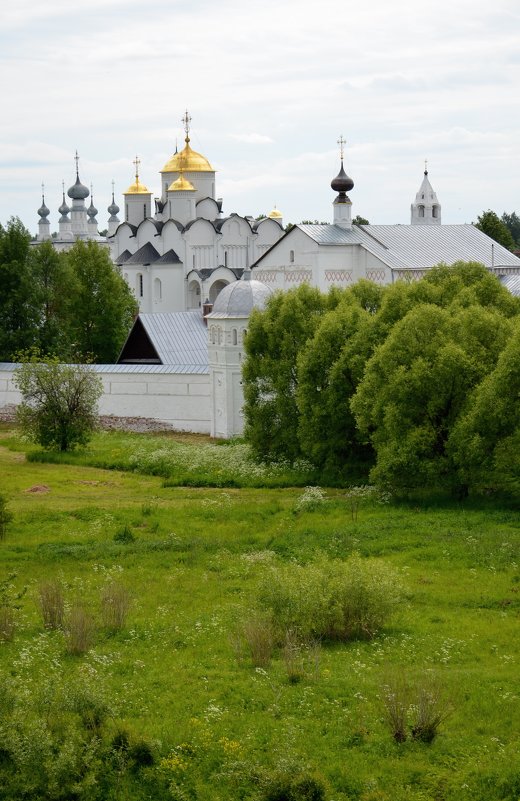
[0,366,211,434]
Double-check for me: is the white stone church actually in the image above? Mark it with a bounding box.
[20,114,520,439]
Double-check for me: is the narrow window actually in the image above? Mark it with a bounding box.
[154,278,162,300]
[418,205,425,218]
[126,204,129,221]
[137,274,143,298]
[432,205,438,218]
[224,250,228,267]
[192,253,196,268]
[232,328,237,345]
[143,203,146,220]
[290,250,295,263]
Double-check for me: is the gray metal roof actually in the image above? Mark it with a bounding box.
[207,274,273,318]
[155,249,182,265]
[297,223,520,272]
[0,362,208,375]
[499,274,520,296]
[138,311,208,366]
[359,224,520,270]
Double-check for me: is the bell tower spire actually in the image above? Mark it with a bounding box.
[411,161,441,225]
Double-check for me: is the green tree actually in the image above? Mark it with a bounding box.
[66,240,137,362]
[501,211,520,246]
[296,285,382,474]
[0,218,39,361]
[352,215,370,226]
[28,241,76,357]
[450,320,520,494]
[475,210,516,251]
[242,284,335,462]
[15,355,103,451]
[351,303,512,494]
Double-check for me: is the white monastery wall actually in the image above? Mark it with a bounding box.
[0,367,211,434]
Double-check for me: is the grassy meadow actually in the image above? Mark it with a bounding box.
[0,427,519,800]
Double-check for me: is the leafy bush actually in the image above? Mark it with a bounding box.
[259,769,328,801]
[233,614,275,667]
[15,355,102,451]
[259,555,403,642]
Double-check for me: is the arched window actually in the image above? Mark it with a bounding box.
[232,328,237,345]
[418,205,425,218]
[217,327,222,345]
[154,277,162,301]
[290,250,295,263]
[210,326,216,345]
[432,205,438,218]
[224,250,228,267]
[137,274,143,298]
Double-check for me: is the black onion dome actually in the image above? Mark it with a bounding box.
[68,174,90,200]
[331,161,354,194]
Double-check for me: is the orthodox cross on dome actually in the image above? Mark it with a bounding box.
[111,179,115,196]
[74,150,80,176]
[337,135,346,161]
[182,110,192,140]
[424,158,428,175]
[41,181,45,200]
[133,155,141,182]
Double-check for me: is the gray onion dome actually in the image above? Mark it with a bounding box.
[108,193,120,216]
[68,174,89,200]
[58,192,70,216]
[38,198,50,218]
[87,198,98,219]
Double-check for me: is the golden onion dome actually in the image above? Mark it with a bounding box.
[168,174,196,192]
[161,137,214,173]
[124,178,150,195]
[268,206,283,220]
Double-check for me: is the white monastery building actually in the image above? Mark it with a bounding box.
[19,114,520,439]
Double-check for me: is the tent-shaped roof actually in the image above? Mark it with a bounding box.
[124,242,160,265]
[117,311,208,370]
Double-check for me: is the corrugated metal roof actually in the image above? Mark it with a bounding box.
[139,311,208,366]
[0,362,208,375]
[499,274,520,296]
[298,223,520,272]
[359,224,520,270]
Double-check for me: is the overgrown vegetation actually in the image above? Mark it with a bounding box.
[0,430,519,799]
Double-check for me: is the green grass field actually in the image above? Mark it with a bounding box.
[0,428,519,800]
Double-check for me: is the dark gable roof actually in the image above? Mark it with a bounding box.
[115,249,132,265]
[124,242,160,265]
[155,249,182,265]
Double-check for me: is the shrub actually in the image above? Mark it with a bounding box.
[15,356,102,451]
[0,494,13,540]
[37,579,64,629]
[382,675,409,743]
[101,582,131,631]
[259,769,327,801]
[259,555,403,642]
[65,603,95,655]
[283,630,320,684]
[234,615,275,668]
[294,486,326,513]
[114,524,135,543]
[411,677,450,743]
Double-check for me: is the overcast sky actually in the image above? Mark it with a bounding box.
[1,0,519,235]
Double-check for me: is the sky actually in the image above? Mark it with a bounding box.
[1,0,519,235]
